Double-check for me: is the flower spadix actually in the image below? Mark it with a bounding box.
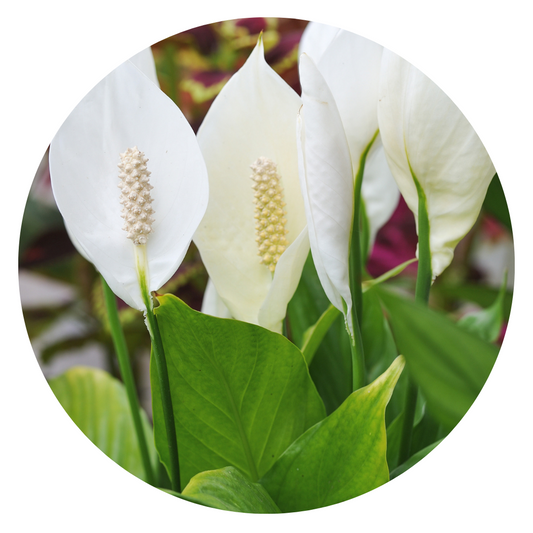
[194,38,309,333]
[50,60,209,311]
[377,51,495,278]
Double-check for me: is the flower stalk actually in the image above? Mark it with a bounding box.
[100,276,155,486]
[144,303,181,493]
[348,130,379,391]
[398,172,432,464]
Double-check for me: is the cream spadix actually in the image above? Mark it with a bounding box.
[194,38,309,333]
[50,60,209,310]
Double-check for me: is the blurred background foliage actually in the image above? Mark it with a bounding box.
[19,17,514,418]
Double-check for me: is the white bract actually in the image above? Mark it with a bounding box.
[300,25,399,248]
[298,21,340,63]
[297,53,353,326]
[377,50,495,278]
[297,28,399,334]
[194,38,309,333]
[201,278,232,319]
[50,60,209,311]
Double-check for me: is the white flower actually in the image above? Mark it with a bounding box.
[377,50,495,278]
[297,29,399,333]
[193,38,309,333]
[201,278,232,319]
[49,60,209,310]
[300,25,400,248]
[298,21,340,64]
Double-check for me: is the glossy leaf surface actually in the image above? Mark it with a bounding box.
[287,254,352,414]
[260,356,405,512]
[151,294,326,488]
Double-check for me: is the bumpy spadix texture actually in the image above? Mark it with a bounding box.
[118,147,155,245]
[251,156,289,272]
[49,59,208,311]
[194,38,309,333]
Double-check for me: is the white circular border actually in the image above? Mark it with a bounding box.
[3,1,531,531]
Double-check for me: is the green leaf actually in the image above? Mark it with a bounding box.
[482,174,512,231]
[49,366,157,483]
[151,294,326,488]
[390,439,443,479]
[361,288,404,427]
[300,304,341,366]
[260,356,405,512]
[378,288,499,431]
[458,271,508,342]
[387,403,442,472]
[182,467,280,513]
[287,253,352,414]
[362,258,418,293]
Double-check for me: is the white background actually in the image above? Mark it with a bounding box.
[2,1,532,531]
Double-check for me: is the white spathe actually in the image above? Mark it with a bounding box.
[297,53,354,331]
[194,39,309,333]
[309,27,400,247]
[377,50,495,278]
[298,21,340,64]
[201,278,232,319]
[50,60,209,310]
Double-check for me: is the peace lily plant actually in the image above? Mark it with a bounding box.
[194,37,309,333]
[377,50,496,285]
[297,28,400,389]
[50,60,208,312]
[50,57,209,492]
[34,21,507,515]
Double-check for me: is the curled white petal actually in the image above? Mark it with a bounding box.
[316,30,399,247]
[50,61,209,310]
[297,53,353,331]
[377,50,495,277]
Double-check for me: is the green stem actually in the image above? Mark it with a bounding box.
[348,306,366,392]
[145,308,181,492]
[398,171,432,465]
[136,246,181,493]
[347,130,379,391]
[100,276,155,486]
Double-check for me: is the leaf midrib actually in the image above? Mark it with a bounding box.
[189,317,260,481]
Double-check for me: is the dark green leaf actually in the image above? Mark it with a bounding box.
[482,174,512,231]
[151,295,326,488]
[287,253,352,414]
[390,439,443,479]
[49,366,157,483]
[182,467,280,513]
[387,403,443,472]
[378,288,499,431]
[260,356,405,512]
[301,304,340,366]
[361,288,403,425]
